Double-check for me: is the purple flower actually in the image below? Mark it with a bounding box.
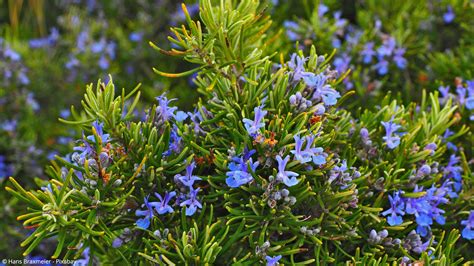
[360,127,372,145]
[276,155,299,187]
[393,48,407,69]
[226,150,259,188]
[135,195,160,229]
[176,162,201,187]
[443,5,455,24]
[381,119,402,149]
[424,142,437,155]
[243,105,267,136]
[361,42,376,64]
[382,191,405,226]
[180,187,202,216]
[112,237,123,248]
[154,191,176,215]
[266,255,282,266]
[461,211,474,240]
[417,164,432,177]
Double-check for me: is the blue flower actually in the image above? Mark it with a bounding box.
[29,28,59,48]
[466,96,474,110]
[155,95,178,124]
[461,211,474,240]
[243,105,267,136]
[163,125,183,157]
[424,142,437,155]
[175,111,189,122]
[438,85,451,104]
[180,187,202,216]
[416,164,432,178]
[382,191,405,226]
[302,73,340,106]
[404,185,448,236]
[135,195,160,229]
[176,162,201,187]
[154,191,176,215]
[442,129,458,151]
[360,127,372,145]
[287,53,307,81]
[1,119,17,132]
[4,47,21,61]
[187,109,206,135]
[333,53,351,74]
[276,155,299,187]
[377,37,396,57]
[129,31,144,42]
[98,55,110,70]
[443,154,463,195]
[266,255,282,266]
[0,155,13,179]
[443,5,455,24]
[73,133,96,164]
[327,160,356,188]
[291,134,327,165]
[333,11,347,28]
[375,56,389,75]
[226,150,259,188]
[381,119,403,149]
[73,247,90,266]
[283,21,300,41]
[361,42,376,64]
[456,86,467,106]
[393,48,407,69]
[290,135,312,163]
[318,4,329,17]
[88,121,110,144]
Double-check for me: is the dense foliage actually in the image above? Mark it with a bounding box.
[1,0,473,265]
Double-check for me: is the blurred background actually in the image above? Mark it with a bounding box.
[0,0,472,260]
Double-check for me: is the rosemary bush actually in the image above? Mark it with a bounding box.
[2,0,474,265]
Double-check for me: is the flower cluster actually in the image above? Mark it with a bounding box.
[4,1,474,264]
